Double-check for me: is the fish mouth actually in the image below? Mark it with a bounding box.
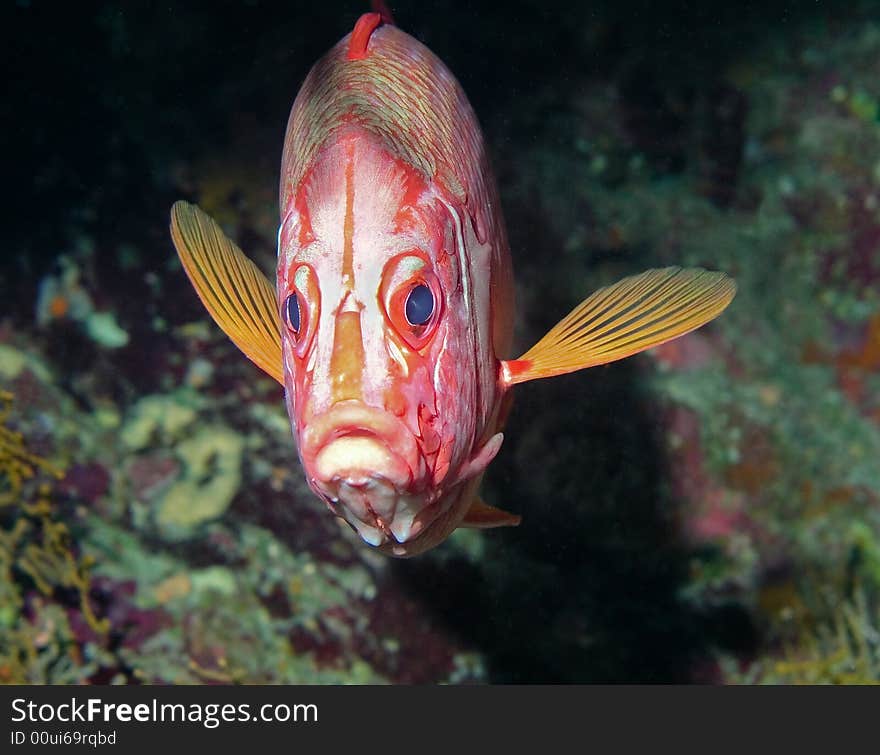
[300,401,431,546]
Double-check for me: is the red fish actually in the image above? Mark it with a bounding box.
[169,11,735,556]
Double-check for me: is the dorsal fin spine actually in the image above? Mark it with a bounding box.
[347,12,383,61]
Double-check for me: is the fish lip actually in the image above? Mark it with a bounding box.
[299,400,433,546]
[300,399,423,480]
[317,475,428,547]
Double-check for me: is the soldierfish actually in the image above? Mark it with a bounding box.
[169,10,736,556]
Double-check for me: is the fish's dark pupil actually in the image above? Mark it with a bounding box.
[405,284,434,326]
[286,292,301,334]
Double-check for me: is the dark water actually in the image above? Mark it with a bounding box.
[2,0,879,683]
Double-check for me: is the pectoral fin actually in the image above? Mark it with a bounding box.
[460,497,522,529]
[454,432,504,485]
[501,267,735,385]
[170,201,284,385]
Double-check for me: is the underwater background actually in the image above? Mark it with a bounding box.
[2,0,880,683]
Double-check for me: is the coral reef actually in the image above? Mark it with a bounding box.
[36,253,129,349]
[3,1,880,683]
[733,583,880,684]
[0,391,107,683]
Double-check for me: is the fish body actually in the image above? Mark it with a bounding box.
[275,14,513,555]
[170,12,736,556]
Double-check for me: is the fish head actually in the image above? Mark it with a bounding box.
[277,130,494,554]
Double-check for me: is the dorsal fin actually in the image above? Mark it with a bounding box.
[348,12,384,61]
[169,201,284,385]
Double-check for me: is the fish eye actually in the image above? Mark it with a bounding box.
[404,284,434,326]
[285,292,301,335]
[380,252,443,351]
[282,264,319,358]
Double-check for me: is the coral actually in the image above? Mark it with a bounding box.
[0,391,108,682]
[83,311,129,349]
[0,344,53,383]
[0,391,58,506]
[119,393,246,539]
[748,585,880,684]
[35,254,129,349]
[152,425,245,540]
[82,514,390,683]
[120,392,201,451]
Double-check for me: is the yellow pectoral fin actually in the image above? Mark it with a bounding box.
[501,266,736,385]
[170,201,284,385]
[460,497,522,529]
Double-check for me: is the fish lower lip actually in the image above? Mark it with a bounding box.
[301,401,431,546]
[332,481,394,547]
[316,474,427,547]
[333,476,399,524]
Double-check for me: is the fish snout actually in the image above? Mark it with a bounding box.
[300,401,432,546]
